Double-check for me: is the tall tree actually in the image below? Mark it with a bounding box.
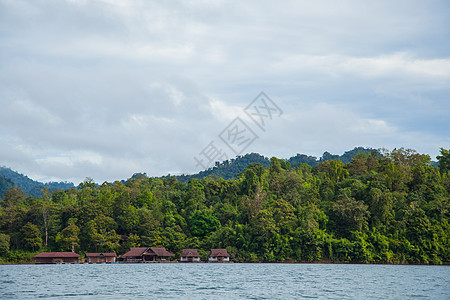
[437,148,450,173]
[21,222,42,251]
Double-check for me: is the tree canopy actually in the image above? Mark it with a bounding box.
[0,148,448,264]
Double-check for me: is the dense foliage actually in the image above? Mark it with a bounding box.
[0,175,14,198]
[174,147,375,183]
[0,148,449,264]
[0,167,74,198]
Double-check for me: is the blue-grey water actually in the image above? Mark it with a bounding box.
[0,263,449,299]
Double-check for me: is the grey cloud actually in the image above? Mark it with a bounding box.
[0,0,449,183]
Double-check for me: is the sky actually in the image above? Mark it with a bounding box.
[0,0,449,185]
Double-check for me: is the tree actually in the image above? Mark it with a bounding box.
[329,194,370,236]
[77,177,97,190]
[270,199,297,234]
[240,163,268,196]
[0,148,448,264]
[251,209,277,238]
[437,148,450,173]
[120,205,139,233]
[1,187,27,208]
[315,160,349,185]
[185,179,206,215]
[188,210,220,237]
[30,199,57,247]
[21,222,42,251]
[82,215,120,252]
[57,219,80,252]
[0,233,10,255]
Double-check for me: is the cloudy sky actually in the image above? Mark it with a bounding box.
[0,0,449,184]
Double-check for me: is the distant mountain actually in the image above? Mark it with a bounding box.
[171,147,377,183]
[172,153,271,183]
[0,166,74,198]
[0,174,14,199]
[1,147,376,196]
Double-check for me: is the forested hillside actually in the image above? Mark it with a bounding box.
[0,148,373,195]
[174,147,376,182]
[0,167,74,198]
[0,175,14,199]
[0,148,449,264]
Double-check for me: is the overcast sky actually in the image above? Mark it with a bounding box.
[0,0,449,184]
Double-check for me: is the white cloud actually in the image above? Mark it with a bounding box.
[0,0,449,183]
[273,53,450,81]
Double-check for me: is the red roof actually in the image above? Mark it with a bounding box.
[121,247,149,257]
[180,249,200,257]
[85,253,117,257]
[121,247,174,258]
[208,249,230,257]
[150,247,175,257]
[34,252,80,258]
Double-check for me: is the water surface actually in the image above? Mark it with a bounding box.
[0,263,448,299]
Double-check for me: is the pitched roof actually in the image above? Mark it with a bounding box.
[34,252,80,258]
[180,249,200,257]
[208,249,230,257]
[121,247,175,258]
[121,247,149,257]
[85,253,117,257]
[150,247,175,257]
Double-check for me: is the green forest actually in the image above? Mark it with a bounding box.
[0,148,449,264]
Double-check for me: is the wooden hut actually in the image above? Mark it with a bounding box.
[121,247,174,262]
[85,252,117,263]
[208,249,230,262]
[180,249,201,262]
[34,252,80,264]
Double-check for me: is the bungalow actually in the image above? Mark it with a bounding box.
[180,249,201,262]
[121,247,174,262]
[34,252,80,264]
[208,249,230,262]
[85,252,117,263]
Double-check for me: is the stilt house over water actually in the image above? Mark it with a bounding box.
[120,247,174,262]
[33,252,80,264]
[85,253,117,263]
[180,249,201,262]
[208,249,230,262]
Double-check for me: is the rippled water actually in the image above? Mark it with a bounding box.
[0,263,449,299]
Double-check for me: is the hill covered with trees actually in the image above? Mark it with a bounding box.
[1,147,376,196]
[173,147,376,182]
[0,147,448,264]
[0,167,74,199]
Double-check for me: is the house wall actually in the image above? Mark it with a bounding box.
[208,256,229,262]
[180,256,200,262]
[124,256,143,262]
[87,256,116,263]
[35,257,79,264]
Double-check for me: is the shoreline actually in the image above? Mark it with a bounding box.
[2,261,449,266]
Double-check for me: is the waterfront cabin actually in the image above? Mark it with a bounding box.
[208,249,230,262]
[121,247,174,262]
[180,249,201,262]
[85,252,117,263]
[34,252,80,264]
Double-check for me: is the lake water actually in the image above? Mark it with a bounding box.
[0,263,449,299]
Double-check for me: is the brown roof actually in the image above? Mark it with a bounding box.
[208,249,230,257]
[121,247,149,257]
[180,249,200,257]
[34,252,80,258]
[150,247,175,257]
[85,253,117,257]
[121,247,175,258]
